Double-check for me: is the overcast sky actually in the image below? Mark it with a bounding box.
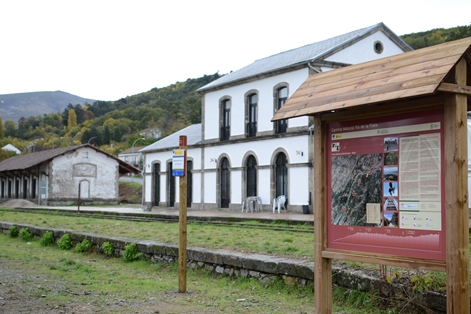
[1,0,470,101]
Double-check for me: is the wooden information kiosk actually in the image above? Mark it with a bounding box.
[272,37,471,313]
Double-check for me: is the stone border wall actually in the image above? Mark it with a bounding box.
[0,222,449,313]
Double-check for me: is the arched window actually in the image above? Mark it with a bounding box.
[220,158,230,208]
[220,99,231,141]
[275,153,288,198]
[246,156,257,197]
[275,87,288,133]
[247,93,257,137]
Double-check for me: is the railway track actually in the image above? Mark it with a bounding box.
[4,208,314,234]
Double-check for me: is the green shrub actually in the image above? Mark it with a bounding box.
[8,226,19,238]
[101,241,114,257]
[19,228,33,241]
[123,242,143,262]
[75,239,93,253]
[40,231,55,246]
[57,234,73,250]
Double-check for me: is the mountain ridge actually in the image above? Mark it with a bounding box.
[0,90,95,122]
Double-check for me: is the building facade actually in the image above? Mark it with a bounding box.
[141,23,412,212]
[0,144,139,205]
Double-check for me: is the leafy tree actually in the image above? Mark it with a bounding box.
[3,120,14,137]
[0,149,9,162]
[41,113,62,129]
[74,104,85,124]
[68,109,77,129]
[103,125,111,145]
[81,129,91,144]
[0,116,4,139]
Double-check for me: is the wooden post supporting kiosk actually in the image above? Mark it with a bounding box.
[272,38,471,313]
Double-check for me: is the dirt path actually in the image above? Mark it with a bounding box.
[0,257,203,314]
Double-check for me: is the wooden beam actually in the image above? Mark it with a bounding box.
[322,250,446,272]
[320,95,445,123]
[313,114,332,314]
[437,82,471,96]
[444,57,470,314]
[464,50,471,66]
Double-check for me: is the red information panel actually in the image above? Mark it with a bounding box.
[327,109,445,260]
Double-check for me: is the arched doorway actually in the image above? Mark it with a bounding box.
[275,153,288,199]
[168,162,175,207]
[153,163,160,206]
[187,160,193,207]
[246,156,257,197]
[220,157,230,208]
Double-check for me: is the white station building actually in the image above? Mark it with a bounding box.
[140,22,412,212]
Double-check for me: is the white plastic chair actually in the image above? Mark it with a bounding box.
[242,196,262,213]
[272,195,286,214]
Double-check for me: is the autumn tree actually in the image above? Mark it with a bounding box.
[68,109,77,129]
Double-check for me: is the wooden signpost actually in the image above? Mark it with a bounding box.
[174,135,187,293]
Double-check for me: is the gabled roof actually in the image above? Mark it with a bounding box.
[1,144,21,154]
[197,23,411,93]
[0,144,140,174]
[140,124,201,153]
[119,146,146,155]
[272,37,471,121]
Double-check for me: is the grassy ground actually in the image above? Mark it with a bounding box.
[0,207,466,313]
[0,209,315,261]
[0,231,389,313]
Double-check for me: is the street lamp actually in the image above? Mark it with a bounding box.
[132,137,145,166]
[88,136,98,145]
[131,137,145,182]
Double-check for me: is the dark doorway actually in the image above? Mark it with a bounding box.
[1,180,4,198]
[32,178,36,199]
[153,164,160,206]
[8,180,11,198]
[168,163,175,207]
[15,179,19,198]
[187,160,193,207]
[220,158,230,208]
[275,153,288,199]
[23,179,27,199]
[246,156,257,197]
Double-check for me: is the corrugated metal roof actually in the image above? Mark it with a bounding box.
[197,23,411,93]
[140,124,202,153]
[0,144,140,174]
[272,37,471,120]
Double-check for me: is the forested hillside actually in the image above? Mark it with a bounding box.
[401,23,471,49]
[0,73,221,158]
